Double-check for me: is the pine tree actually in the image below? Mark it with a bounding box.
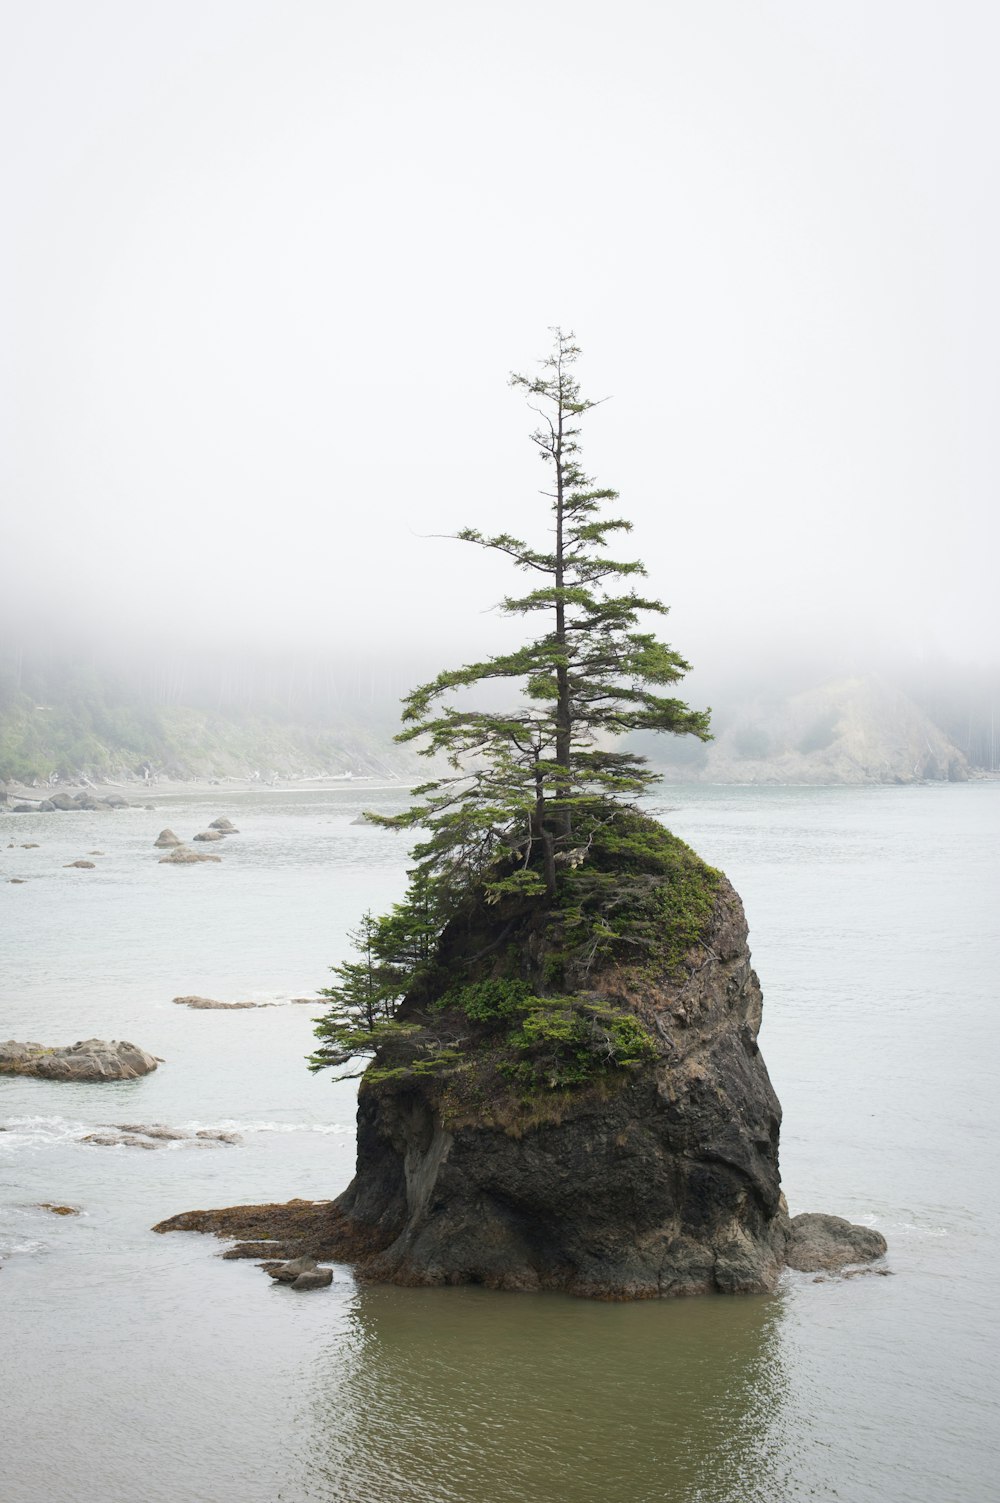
[382,328,709,902]
[312,330,710,1079]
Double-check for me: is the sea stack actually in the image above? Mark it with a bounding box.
[329,842,788,1296]
[156,815,885,1294]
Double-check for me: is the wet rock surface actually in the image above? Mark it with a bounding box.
[0,1038,159,1081]
[154,829,182,848]
[84,1123,240,1148]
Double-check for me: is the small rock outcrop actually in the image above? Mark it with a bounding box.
[193,829,224,842]
[158,847,222,864]
[84,1123,239,1148]
[209,818,239,833]
[64,860,96,869]
[171,995,261,1010]
[0,1039,159,1081]
[784,1212,887,1272]
[154,829,182,848]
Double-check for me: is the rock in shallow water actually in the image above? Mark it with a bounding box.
[171,995,257,1009]
[0,1039,158,1081]
[158,847,222,864]
[290,1268,334,1291]
[151,842,889,1299]
[783,1212,887,1272]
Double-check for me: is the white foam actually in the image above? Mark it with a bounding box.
[0,1115,87,1152]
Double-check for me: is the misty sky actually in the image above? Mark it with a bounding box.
[3,1,998,691]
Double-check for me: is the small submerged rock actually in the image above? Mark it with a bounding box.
[64,860,96,869]
[158,847,222,864]
[193,829,225,842]
[171,995,268,1009]
[209,818,239,833]
[37,1203,80,1216]
[84,1123,241,1149]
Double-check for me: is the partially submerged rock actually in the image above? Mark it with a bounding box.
[158,847,222,864]
[268,1255,318,1282]
[37,1203,80,1216]
[64,860,96,869]
[783,1212,887,1273]
[153,829,182,848]
[193,829,225,842]
[171,995,270,1009]
[290,1267,334,1291]
[209,818,239,833]
[0,1039,159,1081]
[85,1123,240,1148]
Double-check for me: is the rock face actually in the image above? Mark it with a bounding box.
[154,837,886,1297]
[327,877,791,1298]
[0,1039,159,1081]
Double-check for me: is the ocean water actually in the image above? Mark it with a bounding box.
[2,782,998,1503]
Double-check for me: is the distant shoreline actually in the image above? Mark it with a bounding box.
[2,773,407,806]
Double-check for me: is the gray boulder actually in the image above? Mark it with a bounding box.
[49,793,79,811]
[37,799,56,812]
[209,818,239,833]
[154,829,182,848]
[12,803,35,813]
[290,1267,334,1291]
[0,1038,159,1081]
[784,1212,887,1272]
[268,1256,318,1283]
[64,860,96,869]
[193,829,225,842]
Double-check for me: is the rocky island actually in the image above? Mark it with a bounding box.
[154,334,887,1295]
[155,816,885,1294]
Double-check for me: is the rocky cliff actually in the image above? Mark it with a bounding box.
[334,873,786,1296]
[156,819,886,1295]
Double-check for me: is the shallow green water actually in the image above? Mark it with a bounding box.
[2,782,997,1502]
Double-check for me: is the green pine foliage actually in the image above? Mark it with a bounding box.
[312,331,713,1092]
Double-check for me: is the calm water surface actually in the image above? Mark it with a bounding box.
[2,782,998,1503]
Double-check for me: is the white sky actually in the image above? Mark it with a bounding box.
[3,0,998,683]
